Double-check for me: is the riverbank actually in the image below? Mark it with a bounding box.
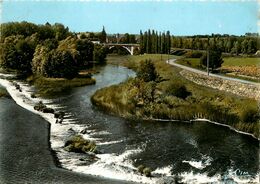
[91,54,259,138]
[26,75,96,97]
[0,94,133,183]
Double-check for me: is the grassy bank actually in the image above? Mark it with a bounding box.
[177,57,260,82]
[92,54,259,138]
[27,75,96,97]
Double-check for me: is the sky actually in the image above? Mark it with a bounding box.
[2,0,258,36]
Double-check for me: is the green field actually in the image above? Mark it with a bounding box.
[107,54,180,69]
[177,57,260,68]
[222,57,260,66]
[176,58,201,69]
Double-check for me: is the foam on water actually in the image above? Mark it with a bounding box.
[97,139,124,145]
[65,148,159,184]
[180,170,259,184]
[153,165,172,176]
[183,155,212,170]
[0,76,83,154]
[90,130,112,135]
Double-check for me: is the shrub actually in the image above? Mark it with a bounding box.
[241,107,259,123]
[136,60,159,82]
[166,83,191,99]
[200,46,223,72]
[184,51,203,58]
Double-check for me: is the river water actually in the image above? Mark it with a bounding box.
[0,65,259,184]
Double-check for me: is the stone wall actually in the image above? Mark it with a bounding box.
[180,70,260,100]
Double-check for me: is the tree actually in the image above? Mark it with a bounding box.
[241,39,248,54]
[247,39,256,54]
[147,29,152,53]
[75,39,94,67]
[32,45,50,76]
[231,41,241,55]
[139,30,144,54]
[129,34,136,43]
[43,49,78,79]
[93,45,107,64]
[200,45,223,72]
[0,35,34,75]
[52,23,70,40]
[136,60,159,82]
[0,36,19,69]
[166,31,171,54]
[15,39,35,74]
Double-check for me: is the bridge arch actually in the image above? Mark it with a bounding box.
[108,45,133,55]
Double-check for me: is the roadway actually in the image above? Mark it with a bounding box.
[167,59,259,86]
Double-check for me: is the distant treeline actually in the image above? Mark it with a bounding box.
[139,30,171,54]
[171,34,259,55]
[0,22,107,78]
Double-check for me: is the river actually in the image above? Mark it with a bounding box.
[0,64,259,184]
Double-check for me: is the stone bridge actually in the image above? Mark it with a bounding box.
[103,43,140,55]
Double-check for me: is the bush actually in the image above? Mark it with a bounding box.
[200,46,223,72]
[93,44,107,64]
[166,83,191,99]
[136,60,159,82]
[241,107,259,123]
[184,51,203,58]
[43,49,78,79]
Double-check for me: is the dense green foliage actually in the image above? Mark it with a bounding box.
[93,44,108,64]
[0,35,35,74]
[166,82,191,99]
[184,50,203,58]
[136,60,159,82]
[200,46,224,71]
[241,107,260,123]
[0,22,106,78]
[1,21,72,41]
[118,33,136,44]
[172,34,259,55]
[139,30,171,54]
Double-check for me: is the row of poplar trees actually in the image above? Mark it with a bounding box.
[139,30,171,54]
